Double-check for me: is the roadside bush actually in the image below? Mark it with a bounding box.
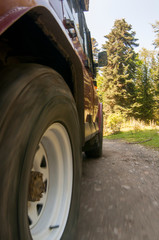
[107,112,125,133]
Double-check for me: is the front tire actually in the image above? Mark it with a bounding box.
[0,64,81,240]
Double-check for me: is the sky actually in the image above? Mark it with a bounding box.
[85,0,159,52]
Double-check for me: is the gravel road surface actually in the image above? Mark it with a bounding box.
[76,138,159,240]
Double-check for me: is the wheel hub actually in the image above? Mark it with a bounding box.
[28,171,45,202]
[28,123,73,240]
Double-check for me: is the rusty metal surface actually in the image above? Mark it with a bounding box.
[28,171,45,202]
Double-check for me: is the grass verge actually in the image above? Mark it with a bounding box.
[105,129,159,149]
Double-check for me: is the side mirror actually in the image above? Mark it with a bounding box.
[98,51,107,67]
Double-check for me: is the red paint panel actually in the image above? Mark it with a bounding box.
[0,7,31,34]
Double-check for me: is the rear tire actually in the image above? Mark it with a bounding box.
[0,64,81,240]
[85,113,103,158]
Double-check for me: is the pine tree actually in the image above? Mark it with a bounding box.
[150,53,159,121]
[151,21,159,121]
[102,19,138,117]
[91,38,99,62]
[152,21,159,49]
[135,49,156,121]
[135,62,155,121]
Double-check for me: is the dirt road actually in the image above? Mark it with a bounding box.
[76,139,159,240]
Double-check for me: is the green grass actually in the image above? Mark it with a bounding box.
[105,129,159,148]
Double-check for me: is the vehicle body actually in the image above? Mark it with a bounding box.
[0,0,103,239]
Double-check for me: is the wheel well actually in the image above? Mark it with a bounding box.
[0,9,85,144]
[0,12,73,94]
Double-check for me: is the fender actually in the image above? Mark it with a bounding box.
[98,102,103,132]
[0,1,85,141]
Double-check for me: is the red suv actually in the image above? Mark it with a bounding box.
[0,1,103,239]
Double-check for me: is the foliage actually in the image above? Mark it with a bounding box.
[106,112,125,133]
[91,37,99,62]
[102,19,139,118]
[120,117,157,131]
[96,74,105,102]
[150,54,159,120]
[152,21,159,48]
[135,53,155,121]
[95,18,159,127]
[134,49,159,121]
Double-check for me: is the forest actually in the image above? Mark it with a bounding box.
[92,19,159,133]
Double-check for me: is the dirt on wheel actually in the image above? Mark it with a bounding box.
[77,138,159,240]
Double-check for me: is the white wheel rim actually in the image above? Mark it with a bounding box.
[28,123,73,240]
